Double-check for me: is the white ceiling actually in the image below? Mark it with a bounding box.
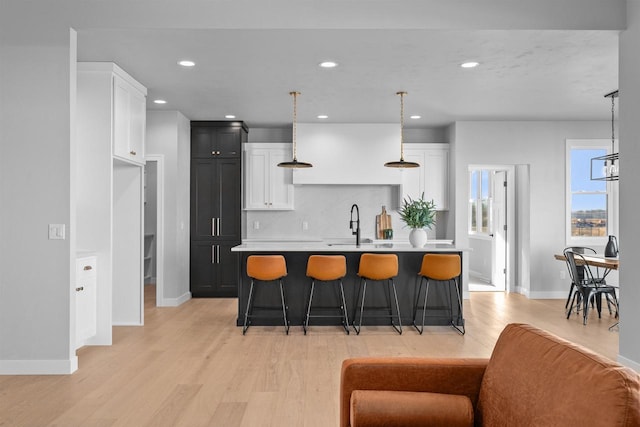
[76,27,619,128]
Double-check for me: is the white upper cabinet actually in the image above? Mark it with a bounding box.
[244,143,294,210]
[401,143,449,210]
[78,62,147,166]
[112,73,146,164]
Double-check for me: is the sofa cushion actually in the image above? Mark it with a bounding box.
[350,389,473,427]
[477,323,640,426]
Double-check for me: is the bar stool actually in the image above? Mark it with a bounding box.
[303,255,350,335]
[413,253,465,335]
[243,255,289,335]
[353,253,402,335]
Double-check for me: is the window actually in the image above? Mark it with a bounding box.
[566,139,616,245]
[469,169,491,235]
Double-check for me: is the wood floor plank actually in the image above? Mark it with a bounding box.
[0,287,621,427]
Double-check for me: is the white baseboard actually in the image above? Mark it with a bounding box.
[618,354,640,373]
[0,356,78,375]
[159,291,191,307]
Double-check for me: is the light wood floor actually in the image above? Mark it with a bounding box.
[0,287,619,427]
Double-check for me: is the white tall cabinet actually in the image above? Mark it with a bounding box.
[75,254,97,349]
[76,62,147,346]
[244,143,294,210]
[402,143,449,210]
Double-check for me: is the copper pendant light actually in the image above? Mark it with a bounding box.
[384,91,420,168]
[277,91,313,168]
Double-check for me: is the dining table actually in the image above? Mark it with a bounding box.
[554,253,619,278]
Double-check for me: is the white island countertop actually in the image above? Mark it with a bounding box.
[231,239,467,252]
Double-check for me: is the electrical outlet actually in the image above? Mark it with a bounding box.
[253,221,260,230]
[302,221,309,231]
[560,270,566,280]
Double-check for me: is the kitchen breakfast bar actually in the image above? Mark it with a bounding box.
[231,241,467,331]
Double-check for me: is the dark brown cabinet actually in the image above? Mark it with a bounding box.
[190,121,247,297]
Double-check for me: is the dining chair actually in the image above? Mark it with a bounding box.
[562,246,597,310]
[564,249,619,325]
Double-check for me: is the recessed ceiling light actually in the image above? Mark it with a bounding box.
[178,60,195,67]
[225,115,236,119]
[153,99,167,104]
[410,115,421,119]
[461,62,480,68]
[317,115,329,119]
[319,61,338,68]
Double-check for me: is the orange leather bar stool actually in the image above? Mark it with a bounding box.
[304,255,350,335]
[353,253,402,335]
[243,255,289,335]
[413,253,465,335]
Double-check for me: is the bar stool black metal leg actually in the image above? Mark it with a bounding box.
[411,277,421,333]
[353,279,367,335]
[451,278,465,335]
[243,279,256,335]
[303,280,316,335]
[278,278,290,335]
[390,279,402,335]
[413,277,429,334]
[338,279,350,334]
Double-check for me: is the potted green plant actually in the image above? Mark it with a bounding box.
[399,193,436,247]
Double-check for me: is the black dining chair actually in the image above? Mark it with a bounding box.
[562,246,597,311]
[564,249,619,325]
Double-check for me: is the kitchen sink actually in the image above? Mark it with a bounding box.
[325,238,373,246]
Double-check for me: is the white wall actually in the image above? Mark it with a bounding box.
[452,121,611,299]
[146,111,191,305]
[618,0,640,371]
[0,30,77,373]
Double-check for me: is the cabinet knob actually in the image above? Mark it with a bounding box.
[130,150,137,156]
[83,265,92,271]
[211,151,216,155]
[217,151,221,155]
[75,286,84,292]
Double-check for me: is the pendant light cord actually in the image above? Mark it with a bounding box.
[397,91,406,161]
[611,94,615,159]
[291,91,299,161]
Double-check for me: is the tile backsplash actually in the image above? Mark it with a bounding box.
[245,184,441,241]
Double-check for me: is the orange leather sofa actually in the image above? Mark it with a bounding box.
[340,323,640,427]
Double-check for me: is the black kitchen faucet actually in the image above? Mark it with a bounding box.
[350,204,360,247]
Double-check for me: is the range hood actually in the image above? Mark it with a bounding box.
[292,123,404,185]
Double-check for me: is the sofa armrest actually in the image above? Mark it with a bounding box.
[340,357,489,427]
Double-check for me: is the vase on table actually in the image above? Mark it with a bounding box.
[409,228,427,248]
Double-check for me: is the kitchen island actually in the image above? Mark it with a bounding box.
[231,240,468,330]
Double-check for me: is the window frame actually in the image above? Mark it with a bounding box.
[468,168,493,238]
[565,139,617,247]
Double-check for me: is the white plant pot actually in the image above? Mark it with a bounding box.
[409,228,428,248]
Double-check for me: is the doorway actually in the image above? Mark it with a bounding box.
[144,155,165,307]
[468,166,514,292]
